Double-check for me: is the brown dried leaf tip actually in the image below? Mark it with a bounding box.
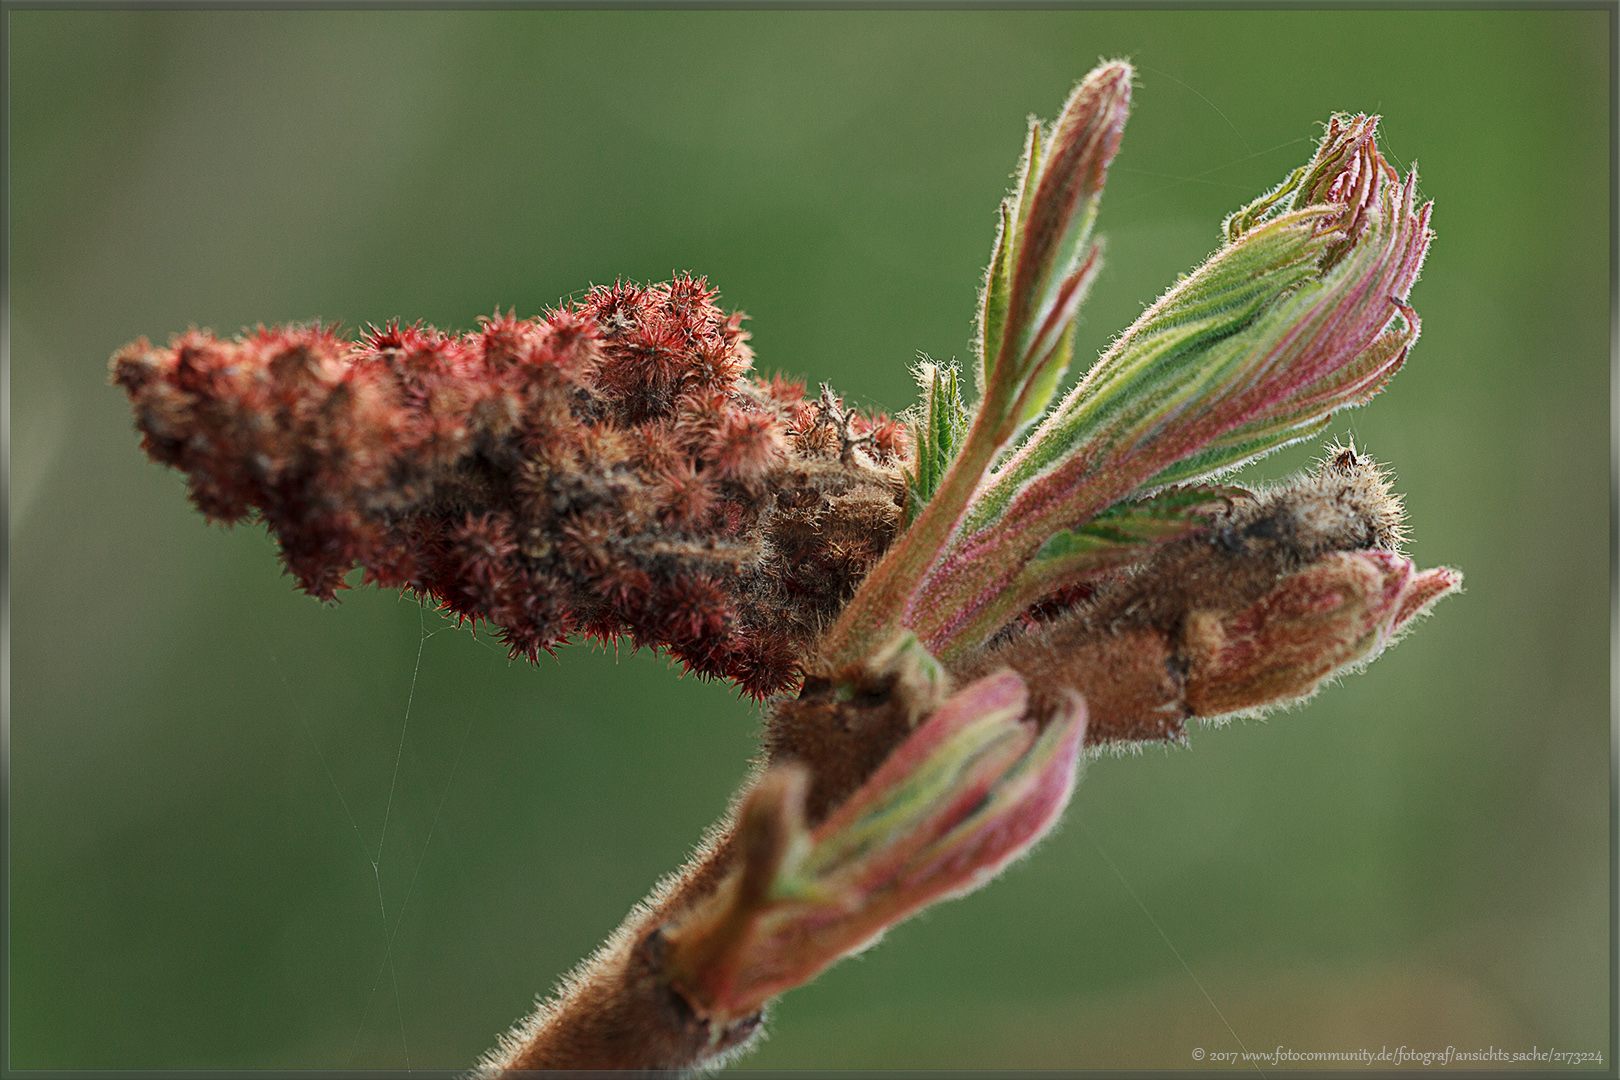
[115,60,1462,1076]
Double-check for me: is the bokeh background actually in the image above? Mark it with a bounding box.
[8,9,1610,1071]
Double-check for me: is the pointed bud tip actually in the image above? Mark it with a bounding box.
[1184,551,1460,718]
[1060,60,1133,140]
[1085,58,1134,95]
[1393,564,1462,629]
[734,764,810,907]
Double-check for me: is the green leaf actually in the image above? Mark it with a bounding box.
[1011,117,1046,255]
[1142,414,1333,489]
[976,197,1015,397]
[963,206,1337,535]
[978,119,1043,398]
[1031,484,1237,570]
[1014,313,1074,429]
[1224,162,1309,242]
[905,361,970,526]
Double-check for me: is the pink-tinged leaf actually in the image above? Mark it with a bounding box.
[895,693,1085,900]
[808,670,1028,844]
[662,673,1087,1024]
[1183,550,1462,718]
[999,62,1131,384]
[1393,564,1464,631]
[818,62,1133,669]
[903,113,1435,660]
[1012,245,1102,429]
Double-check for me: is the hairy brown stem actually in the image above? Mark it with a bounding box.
[476,449,1446,1074]
[477,663,941,1072]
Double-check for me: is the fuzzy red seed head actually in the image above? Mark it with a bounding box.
[664,273,720,320]
[729,634,803,698]
[477,308,529,367]
[598,559,656,619]
[672,389,729,450]
[529,308,599,381]
[654,459,719,530]
[626,419,683,480]
[756,373,805,405]
[446,511,520,611]
[574,425,632,474]
[656,573,734,643]
[114,277,902,694]
[712,409,787,481]
[855,413,909,465]
[691,336,746,390]
[580,280,648,340]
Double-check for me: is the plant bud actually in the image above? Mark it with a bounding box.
[663,671,1085,1024]
[1184,550,1461,717]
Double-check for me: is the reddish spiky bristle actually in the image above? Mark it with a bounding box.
[114,279,907,696]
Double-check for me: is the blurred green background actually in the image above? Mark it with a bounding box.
[8,9,1610,1071]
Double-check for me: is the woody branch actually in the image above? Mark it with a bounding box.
[113,61,1459,1074]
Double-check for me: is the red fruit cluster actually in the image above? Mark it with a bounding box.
[113,276,908,696]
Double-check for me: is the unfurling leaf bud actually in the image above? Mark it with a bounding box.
[900,112,1433,662]
[958,446,1461,748]
[828,61,1132,668]
[663,671,1085,1025]
[1184,549,1461,718]
[984,60,1131,434]
[905,360,968,526]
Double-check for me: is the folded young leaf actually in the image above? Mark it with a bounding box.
[662,671,1086,1025]
[984,64,1130,442]
[905,114,1432,660]
[905,361,969,527]
[820,62,1132,668]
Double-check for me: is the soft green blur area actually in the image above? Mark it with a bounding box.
[9,10,1608,1070]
